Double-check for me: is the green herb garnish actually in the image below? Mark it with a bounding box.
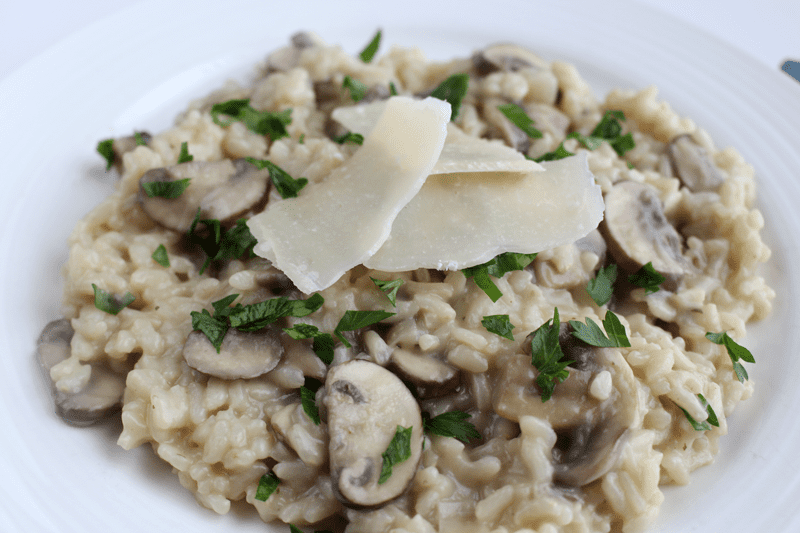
[97,139,115,170]
[151,244,170,267]
[228,293,325,332]
[423,411,481,443]
[333,310,395,346]
[430,73,469,121]
[371,277,403,306]
[378,425,413,484]
[177,141,193,163]
[91,284,135,315]
[586,264,618,306]
[245,157,308,199]
[342,75,368,102]
[334,132,364,145]
[532,142,574,162]
[389,81,398,96]
[462,252,537,302]
[481,314,515,340]
[141,178,191,199]
[706,331,755,383]
[300,377,323,425]
[497,103,542,139]
[283,323,335,364]
[359,29,381,63]
[566,110,635,156]
[210,98,292,140]
[190,308,231,353]
[628,262,665,294]
[530,308,572,402]
[681,393,720,431]
[134,132,147,146]
[187,214,258,274]
[569,311,631,348]
[254,471,280,501]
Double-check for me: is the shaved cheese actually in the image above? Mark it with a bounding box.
[332,101,543,174]
[247,96,450,293]
[364,152,604,272]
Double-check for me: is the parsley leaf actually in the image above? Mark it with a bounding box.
[289,525,303,533]
[97,139,115,170]
[530,308,572,402]
[300,377,323,425]
[245,157,308,199]
[430,73,469,121]
[681,393,720,431]
[378,425,413,484]
[229,293,325,332]
[190,309,229,353]
[497,103,542,139]
[462,252,537,302]
[481,314,515,340]
[187,215,258,274]
[333,310,395,346]
[210,99,292,140]
[569,311,631,348]
[342,75,368,102]
[371,277,403,306]
[141,178,191,199]
[532,142,574,162]
[359,29,381,63]
[423,411,481,443]
[586,264,617,306]
[334,132,364,145]
[254,471,280,501]
[91,284,135,315]
[134,132,147,146]
[706,331,755,383]
[389,81,398,96]
[151,244,170,267]
[566,110,635,156]
[283,323,335,364]
[177,141,193,163]
[628,262,665,294]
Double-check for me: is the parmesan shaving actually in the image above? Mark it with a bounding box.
[247,96,450,293]
[364,151,604,272]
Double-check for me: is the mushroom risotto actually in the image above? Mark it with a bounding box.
[37,31,775,533]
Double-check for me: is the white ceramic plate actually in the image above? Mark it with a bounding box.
[2,1,799,531]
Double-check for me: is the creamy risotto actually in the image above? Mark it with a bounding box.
[37,32,774,533]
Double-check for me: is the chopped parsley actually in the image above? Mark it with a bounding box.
[628,262,665,294]
[97,139,115,170]
[462,252,537,302]
[254,471,280,501]
[141,178,191,199]
[566,110,635,156]
[389,81,398,96]
[586,264,618,306]
[134,132,147,146]
[497,103,542,139]
[333,310,395,346]
[359,29,382,63]
[245,157,308,198]
[91,284,135,315]
[481,314,515,340]
[283,323,335,364]
[300,377,323,425]
[530,308,572,402]
[210,98,292,141]
[706,331,755,383]
[532,142,574,162]
[342,75,368,102]
[423,411,481,443]
[177,141,193,163]
[190,308,230,353]
[430,73,469,121]
[681,393,720,431]
[298,133,305,144]
[151,244,170,267]
[378,425,413,484]
[569,311,631,348]
[371,277,403,306]
[334,132,364,145]
[187,214,258,274]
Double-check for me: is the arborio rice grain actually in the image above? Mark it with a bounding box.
[41,32,774,533]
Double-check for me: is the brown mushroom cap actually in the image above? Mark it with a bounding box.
[110,131,151,172]
[667,134,724,192]
[182,327,284,380]
[472,43,548,76]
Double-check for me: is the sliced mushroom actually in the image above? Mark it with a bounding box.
[138,158,271,232]
[522,102,570,139]
[390,348,459,398]
[266,31,321,72]
[109,131,151,172]
[472,43,548,76]
[601,180,689,285]
[324,360,423,508]
[182,327,283,380]
[483,97,530,153]
[667,135,724,192]
[36,319,125,426]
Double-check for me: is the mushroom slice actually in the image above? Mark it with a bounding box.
[667,135,725,192]
[36,319,125,426]
[601,180,688,282]
[182,327,283,380]
[110,131,151,171]
[390,348,459,398]
[483,97,530,153]
[472,43,548,75]
[324,360,423,508]
[138,158,270,232]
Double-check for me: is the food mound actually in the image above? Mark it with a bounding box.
[37,31,774,533]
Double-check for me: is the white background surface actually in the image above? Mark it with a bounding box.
[2,0,799,80]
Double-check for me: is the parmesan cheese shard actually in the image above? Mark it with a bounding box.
[332,102,544,174]
[247,96,450,293]
[364,151,604,272]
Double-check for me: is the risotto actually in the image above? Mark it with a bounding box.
[36,31,774,533]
